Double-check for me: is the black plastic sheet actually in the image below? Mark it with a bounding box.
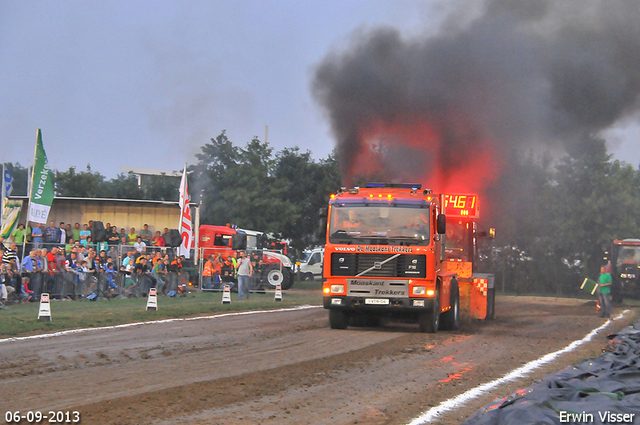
[463,321,640,425]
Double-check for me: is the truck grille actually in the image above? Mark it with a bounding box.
[331,253,426,278]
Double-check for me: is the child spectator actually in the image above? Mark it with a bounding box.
[104,262,117,291]
[78,260,90,289]
[20,277,34,303]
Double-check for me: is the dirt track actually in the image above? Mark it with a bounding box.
[0,296,635,425]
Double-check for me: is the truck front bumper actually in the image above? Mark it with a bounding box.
[323,296,435,311]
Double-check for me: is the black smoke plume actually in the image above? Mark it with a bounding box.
[312,0,640,190]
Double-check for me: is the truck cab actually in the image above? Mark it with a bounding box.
[322,183,458,333]
[199,225,295,289]
[610,239,640,302]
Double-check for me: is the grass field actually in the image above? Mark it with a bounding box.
[0,281,324,338]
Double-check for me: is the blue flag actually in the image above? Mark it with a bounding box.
[2,167,12,198]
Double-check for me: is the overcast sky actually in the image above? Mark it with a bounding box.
[2,0,639,179]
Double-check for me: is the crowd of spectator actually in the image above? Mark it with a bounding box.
[0,220,184,304]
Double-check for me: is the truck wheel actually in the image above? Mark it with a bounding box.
[329,309,349,329]
[263,265,288,288]
[440,280,460,331]
[419,288,440,333]
[303,272,314,281]
[281,270,294,290]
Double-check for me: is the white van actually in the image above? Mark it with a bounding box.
[298,248,324,281]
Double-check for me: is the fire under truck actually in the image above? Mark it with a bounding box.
[322,183,494,333]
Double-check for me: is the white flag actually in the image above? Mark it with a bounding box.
[178,165,192,258]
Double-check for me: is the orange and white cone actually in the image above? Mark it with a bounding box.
[222,285,231,304]
[146,288,158,311]
[38,293,52,321]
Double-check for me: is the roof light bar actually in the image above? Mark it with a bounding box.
[365,183,422,190]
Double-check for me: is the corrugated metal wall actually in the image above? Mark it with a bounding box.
[44,199,183,235]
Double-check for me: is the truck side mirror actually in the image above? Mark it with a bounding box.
[232,234,247,250]
[437,214,446,235]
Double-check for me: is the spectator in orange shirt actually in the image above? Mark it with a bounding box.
[202,255,214,290]
[213,253,223,288]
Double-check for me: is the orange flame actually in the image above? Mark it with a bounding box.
[344,115,503,194]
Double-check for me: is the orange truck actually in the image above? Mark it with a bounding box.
[322,183,494,333]
[198,225,294,289]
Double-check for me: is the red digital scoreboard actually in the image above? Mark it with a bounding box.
[443,194,479,218]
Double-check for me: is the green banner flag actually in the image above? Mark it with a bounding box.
[28,129,54,224]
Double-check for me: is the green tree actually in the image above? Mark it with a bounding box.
[274,147,340,253]
[105,172,144,199]
[490,136,640,296]
[54,165,106,198]
[143,174,179,201]
[3,162,29,196]
[549,137,640,284]
[192,131,341,255]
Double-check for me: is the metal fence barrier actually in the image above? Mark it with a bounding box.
[20,270,193,301]
[197,247,286,293]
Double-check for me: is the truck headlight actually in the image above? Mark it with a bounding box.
[412,286,426,295]
[630,274,636,279]
[621,273,628,279]
[331,285,344,294]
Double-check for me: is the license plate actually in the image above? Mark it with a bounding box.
[365,298,389,305]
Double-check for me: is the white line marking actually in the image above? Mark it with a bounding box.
[0,305,322,344]
[407,310,631,425]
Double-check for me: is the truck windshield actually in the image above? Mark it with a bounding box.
[328,204,430,245]
[444,220,470,261]
[617,246,640,266]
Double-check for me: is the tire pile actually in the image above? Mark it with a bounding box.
[463,321,640,425]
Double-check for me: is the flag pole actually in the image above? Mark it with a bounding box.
[1,162,5,230]
[177,163,186,231]
[21,130,40,266]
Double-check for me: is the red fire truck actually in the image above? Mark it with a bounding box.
[322,183,494,332]
[199,225,294,289]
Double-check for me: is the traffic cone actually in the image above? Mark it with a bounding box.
[274,284,282,302]
[38,293,52,321]
[222,285,231,304]
[146,288,158,311]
